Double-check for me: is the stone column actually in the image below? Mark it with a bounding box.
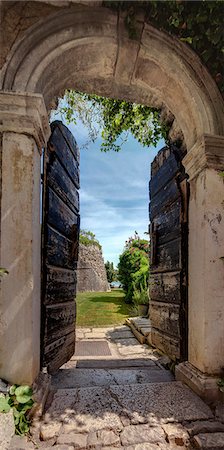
[0,92,50,385]
[176,134,224,403]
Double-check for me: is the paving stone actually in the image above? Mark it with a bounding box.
[110,382,213,424]
[120,424,165,445]
[53,367,172,389]
[76,332,85,339]
[79,328,92,333]
[57,433,87,448]
[101,448,122,450]
[113,325,129,332]
[52,368,114,389]
[192,432,224,449]
[117,337,140,346]
[45,447,74,450]
[87,431,99,446]
[75,358,157,369]
[108,330,134,340]
[48,387,123,434]
[185,420,224,436]
[130,318,151,330]
[84,332,107,339]
[99,429,120,446]
[0,410,15,450]
[118,345,146,356]
[120,415,131,426]
[95,327,115,333]
[125,444,168,450]
[40,420,62,440]
[162,423,190,447]
[9,435,35,450]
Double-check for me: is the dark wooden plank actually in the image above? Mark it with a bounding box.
[151,146,171,176]
[151,238,181,273]
[45,331,75,374]
[44,301,76,344]
[149,272,181,304]
[153,199,181,246]
[45,225,77,270]
[49,126,80,188]
[149,178,180,221]
[44,266,76,305]
[47,187,79,239]
[150,301,180,338]
[48,157,79,213]
[51,121,80,163]
[150,152,179,198]
[42,122,79,374]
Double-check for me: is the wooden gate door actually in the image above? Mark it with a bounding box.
[149,145,189,362]
[41,121,80,373]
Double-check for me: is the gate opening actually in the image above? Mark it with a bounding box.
[41,92,189,375]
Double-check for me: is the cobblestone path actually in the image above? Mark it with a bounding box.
[10,325,224,449]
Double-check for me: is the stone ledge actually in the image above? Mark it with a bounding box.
[183,134,224,180]
[175,361,222,405]
[0,91,50,151]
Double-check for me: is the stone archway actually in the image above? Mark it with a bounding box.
[0,2,224,402]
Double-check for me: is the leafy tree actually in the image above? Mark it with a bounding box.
[59,90,167,152]
[105,261,117,283]
[118,232,149,303]
[79,229,102,250]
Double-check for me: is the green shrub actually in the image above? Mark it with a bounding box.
[0,385,34,435]
[79,230,102,250]
[118,233,149,303]
[133,277,149,306]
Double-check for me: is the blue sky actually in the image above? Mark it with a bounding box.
[52,113,164,266]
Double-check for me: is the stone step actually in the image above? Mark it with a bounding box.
[52,367,174,389]
[40,381,213,442]
[76,358,159,369]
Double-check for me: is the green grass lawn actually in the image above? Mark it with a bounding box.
[76,289,133,327]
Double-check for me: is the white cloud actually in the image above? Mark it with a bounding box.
[55,115,164,265]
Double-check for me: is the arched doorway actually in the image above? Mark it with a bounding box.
[0,2,223,402]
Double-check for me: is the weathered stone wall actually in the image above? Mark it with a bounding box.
[77,244,109,292]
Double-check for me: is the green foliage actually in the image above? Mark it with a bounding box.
[79,229,102,250]
[59,90,167,152]
[118,232,149,303]
[0,385,34,435]
[105,261,117,283]
[103,1,224,93]
[133,276,149,305]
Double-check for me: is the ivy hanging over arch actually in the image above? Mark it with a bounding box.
[59,91,169,152]
[59,1,223,152]
[103,0,224,93]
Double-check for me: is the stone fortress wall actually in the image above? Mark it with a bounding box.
[77,244,109,292]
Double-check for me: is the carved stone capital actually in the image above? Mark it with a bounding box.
[183,134,224,180]
[0,91,50,151]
